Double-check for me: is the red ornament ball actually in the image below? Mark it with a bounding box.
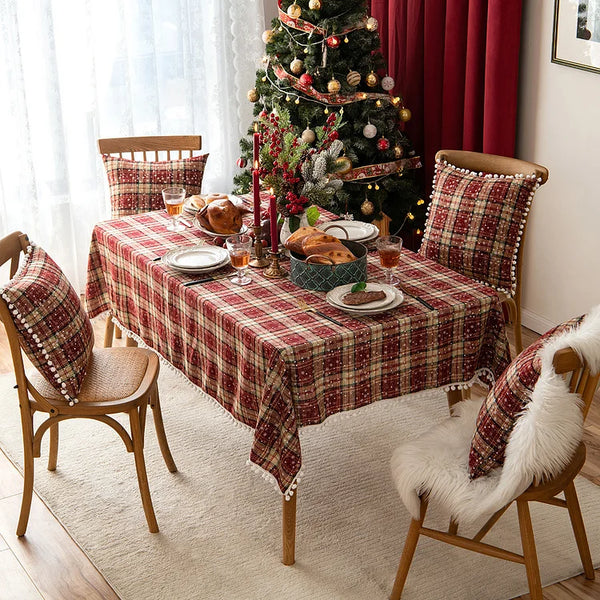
[236,157,247,168]
[377,137,390,151]
[299,73,313,86]
[326,36,341,48]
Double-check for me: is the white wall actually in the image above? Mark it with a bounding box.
[263,0,278,25]
[517,0,600,332]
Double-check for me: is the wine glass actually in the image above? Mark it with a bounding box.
[226,234,252,285]
[376,235,403,286]
[162,186,186,232]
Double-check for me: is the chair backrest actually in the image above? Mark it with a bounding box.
[98,135,202,161]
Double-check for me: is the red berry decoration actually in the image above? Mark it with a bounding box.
[377,137,390,151]
[236,157,248,168]
[299,73,313,86]
[326,36,340,48]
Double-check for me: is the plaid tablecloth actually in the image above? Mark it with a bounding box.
[85,210,510,494]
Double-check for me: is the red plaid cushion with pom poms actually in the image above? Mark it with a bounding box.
[102,153,209,218]
[0,244,94,405]
[419,160,540,296]
[469,316,584,479]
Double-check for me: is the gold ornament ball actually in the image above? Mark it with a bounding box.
[247,88,259,102]
[366,16,379,31]
[393,145,404,159]
[308,0,321,9]
[301,128,316,144]
[327,78,341,94]
[365,71,379,87]
[334,156,352,174]
[399,108,412,122]
[361,199,375,216]
[262,29,273,44]
[290,58,304,75]
[346,70,361,87]
[287,2,301,18]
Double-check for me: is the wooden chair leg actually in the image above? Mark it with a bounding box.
[126,335,138,347]
[513,301,523,355]
[115,325,122,340]
[390,499,428,600]
[282,490,297,566]
[129,407,159,533]
[17,411,35,537]
[564,481,595,579]
[47,422,59,471]
[149,386,177,473]
[103,318,115,348]
[516,499,543,600]
[448,519,458,535]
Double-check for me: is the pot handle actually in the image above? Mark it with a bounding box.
[305,254,336,271]
[321,223,350,239]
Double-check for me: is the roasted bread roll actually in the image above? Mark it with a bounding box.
[198,198,243,234]
[206,192,229,204]
[301,233,344,256]
[188,195,206,210]
[284,226,322,254]
[305,242,356,264]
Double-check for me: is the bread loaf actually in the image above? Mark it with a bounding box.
[301,233,342,256]
[283,224,357,264]
[305,243,356,264]
[284,226,322,254]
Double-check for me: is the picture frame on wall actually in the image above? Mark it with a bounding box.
[552,0,600,74]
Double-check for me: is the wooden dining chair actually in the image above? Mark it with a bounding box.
[420,150,549,355]
[98,135,203,347]
[0,231,177,536]
[389,308,600,600]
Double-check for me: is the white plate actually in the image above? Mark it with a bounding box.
[326,286,404,315]
[162,246,229,273]
[318,220,379,242]
[327,283,396,310]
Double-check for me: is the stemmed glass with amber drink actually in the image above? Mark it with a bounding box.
[162,186,186,232]
[226,234,252,285]
[376,235,403,285]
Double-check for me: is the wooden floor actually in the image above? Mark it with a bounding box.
[0,320,599,599]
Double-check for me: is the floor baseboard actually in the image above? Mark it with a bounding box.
[521,308,555,335]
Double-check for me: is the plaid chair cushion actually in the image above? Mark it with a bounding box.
[469,316,584,479]
[419,160,540,295]
[102,153,209,218]
[0,244,94,405]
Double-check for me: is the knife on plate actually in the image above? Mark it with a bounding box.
[183,273,232,286]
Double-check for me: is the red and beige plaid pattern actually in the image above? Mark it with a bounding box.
[85,208,510,493]
[419,160,540,295]
[1,244,94,404]
[102,154,209,218]
[469,316,584,479]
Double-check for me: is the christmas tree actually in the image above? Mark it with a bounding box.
[233,0,425,241]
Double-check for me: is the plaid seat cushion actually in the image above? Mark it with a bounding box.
[469,316,584,479]
[0,244,94,405]
[102,153,209,218]
[418,160,541,295]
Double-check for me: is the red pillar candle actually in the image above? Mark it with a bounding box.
[253,162,260,227]
[269,193,278,253]
[253,125,259,163]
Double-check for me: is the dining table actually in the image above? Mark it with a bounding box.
[85,199,511,565]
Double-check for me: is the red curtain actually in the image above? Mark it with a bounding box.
[371,0,523,191]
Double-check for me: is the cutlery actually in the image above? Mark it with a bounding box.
[179,217,193,228]
[183,273,232,286]
[296,298,344,327]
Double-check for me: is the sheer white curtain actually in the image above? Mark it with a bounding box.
[0,0,264,289]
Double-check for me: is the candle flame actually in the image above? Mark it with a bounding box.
[254,160,259,169]
[254,122,258,132]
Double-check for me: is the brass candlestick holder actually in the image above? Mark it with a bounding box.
[263,249,287,278]
[249,224,269,268]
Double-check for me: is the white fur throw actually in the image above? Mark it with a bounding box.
[391,304,600,523]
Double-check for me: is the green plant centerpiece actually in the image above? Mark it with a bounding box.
[257,105,345,233]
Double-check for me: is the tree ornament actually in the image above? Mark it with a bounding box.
[326,36,341,48]
[334,156,352,174]
[299,73,313,86]
[327,78,341,94]
[287,2,301,18]
[262,29,273,44]
[290,58,304,75]
[301,127,316,144]
[236,157,248,168]
[399,108,412,122]
[365,71,379,87]
[361,199,375,216]
[363,122,377,138]
[247,88,259,102]
[377,137,390,151]
[393,145,404,159]
[366,16,379,31]
[308,0,321,9]
[346,70,361,86]
[381,75,395,91]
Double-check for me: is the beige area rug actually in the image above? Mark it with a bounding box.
[0,366,599,600]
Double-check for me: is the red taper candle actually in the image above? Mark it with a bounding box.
[253,125,259,163]
[269,193,278,253]
[252,161,260,227]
